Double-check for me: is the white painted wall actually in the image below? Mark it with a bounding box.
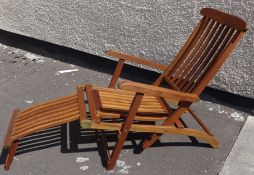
[0,0,253,98]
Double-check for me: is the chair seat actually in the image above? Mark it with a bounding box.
[92,87,168,121]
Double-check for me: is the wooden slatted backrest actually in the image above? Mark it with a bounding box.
[157,8,247,95]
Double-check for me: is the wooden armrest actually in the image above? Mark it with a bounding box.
[105,50,167,71]
[118,81,199,103]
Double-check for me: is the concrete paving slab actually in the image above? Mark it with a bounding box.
[219,116,254,175]
[0,42,251,175]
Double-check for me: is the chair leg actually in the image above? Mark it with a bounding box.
[107,129,129,170]
[188,108,213,136]
[107,93,143,170]
[142,133,162,149]
[4,141,18,170]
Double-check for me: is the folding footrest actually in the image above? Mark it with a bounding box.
[2,93,83,170]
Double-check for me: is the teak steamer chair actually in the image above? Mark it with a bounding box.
[79,8,247,170]
[2,8,247,170]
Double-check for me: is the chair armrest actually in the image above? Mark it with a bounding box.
[118,81,199,103]
[105,50,167,71]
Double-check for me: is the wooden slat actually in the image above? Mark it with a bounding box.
[11,115,79,141]
[154,17,208,88]
[99,91,157,99]
[101,103,163,110]
[100,99,162,107]
[100,98,161,107]
[99,94,157,101]
[167,17,209,78]
[171,19,214,83]
[180,24,226,92]
[153,18,206,86]
[13,109,80,133]
[18,98,78,119]
[193,31,245,95]
[100,98,158,104]
[183,25,231,92]
[13,112,79,137]
[177,23,220,92]
[187,28,235,92]
[172,20,214,84]
[14,106,79,129]
[94,87,135,94]
[167,17,210,79]
[15,103,78,123]
[99,95,157,102]
[18,95,77,117]
[97,111,168,121]
[175,21,219,88]
[96,87,161,99]
[100,97,161,105]
[101,105,166,113]
[177,22,222,91]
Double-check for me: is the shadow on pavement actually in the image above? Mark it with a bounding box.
[0,119,211,168]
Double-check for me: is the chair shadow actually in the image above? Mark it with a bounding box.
[0,119,211,168]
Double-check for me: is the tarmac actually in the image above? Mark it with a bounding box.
[0,36,253,175]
